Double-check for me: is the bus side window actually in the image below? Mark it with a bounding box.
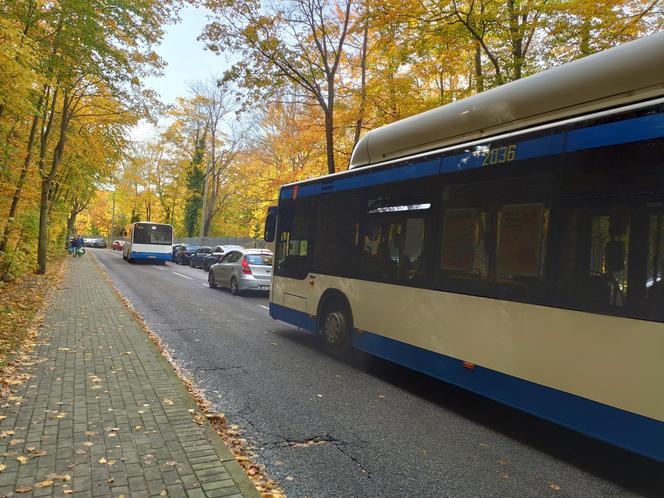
[275,207,313,279]
[645,212,664,320]
[361,219,401,280]
[555,206,631,311]
[360,214,427,282]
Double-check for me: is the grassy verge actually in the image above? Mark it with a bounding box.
[0,256,67,365]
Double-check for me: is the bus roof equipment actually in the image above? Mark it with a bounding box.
[350,32,664,169]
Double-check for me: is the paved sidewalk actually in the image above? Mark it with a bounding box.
[0,256,259,498]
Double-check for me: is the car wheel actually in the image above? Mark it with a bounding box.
[189,259,194,267]
[230,277,241,296]
[321,300,352,351]
[208,271,217,288]
[202,261,207,271]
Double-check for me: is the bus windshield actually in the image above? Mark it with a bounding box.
[133,224,172,245]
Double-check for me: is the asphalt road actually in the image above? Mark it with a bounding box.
[93,248,663,497]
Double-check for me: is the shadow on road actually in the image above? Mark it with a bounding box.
[275,327,664,497]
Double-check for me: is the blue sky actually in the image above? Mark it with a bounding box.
[131,4,232,140]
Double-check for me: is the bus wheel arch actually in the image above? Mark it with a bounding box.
[317,290,354,350]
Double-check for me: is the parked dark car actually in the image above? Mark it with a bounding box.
[172,243,183,261]
[175,244,200,265]
[91,238,107,248]
[201,245,244,271]
[189,246,212,268]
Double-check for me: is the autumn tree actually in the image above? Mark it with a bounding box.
[200,0,353,175]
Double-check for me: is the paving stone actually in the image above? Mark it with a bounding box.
[0,256,258,498]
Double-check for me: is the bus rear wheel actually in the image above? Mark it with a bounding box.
[321,300,351,351]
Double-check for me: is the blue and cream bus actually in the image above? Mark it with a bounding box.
[122,222,173,263]
[264,32,664,461]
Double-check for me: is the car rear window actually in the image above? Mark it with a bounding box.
[246,255,273,266]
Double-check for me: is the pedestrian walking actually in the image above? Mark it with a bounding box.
[74,236,85,257]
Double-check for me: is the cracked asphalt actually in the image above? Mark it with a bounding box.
[93,249,663,497]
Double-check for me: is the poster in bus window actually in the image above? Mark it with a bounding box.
[441,209,477,271]
[497,203,544,277]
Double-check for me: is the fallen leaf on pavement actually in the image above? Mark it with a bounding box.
[0,464,5,472]
[9,438,24,445]
[64,490,74,494]
[15,485,32,493]
[83,442,93,447]
[57,348,70,352]
[48,474,71,482]
[16,455,28,464]
[162,399,174,406]
[27,448,47,457]
[98,458,107,464]
[85,431,97,436]
[549,483,561,491]
[34,479,54,488]
[0,430,15,438]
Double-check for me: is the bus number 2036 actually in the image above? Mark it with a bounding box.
[482,144,517,166]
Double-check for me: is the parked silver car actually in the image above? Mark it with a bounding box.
[208,249,273,295]
[201,245,244,271]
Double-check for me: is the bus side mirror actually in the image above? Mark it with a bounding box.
[264,207,277,242]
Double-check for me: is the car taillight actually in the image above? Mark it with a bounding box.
[241,257,252,275]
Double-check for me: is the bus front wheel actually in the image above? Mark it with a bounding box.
[321,301,351,351]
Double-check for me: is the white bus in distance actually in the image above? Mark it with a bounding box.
[122,222,173,263]
[264,32,664,462]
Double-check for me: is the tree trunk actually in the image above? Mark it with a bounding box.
[507,0,524,80]
[37,91,70,274]
[474,42,484,93]
[352,20,369,154]
[324,110,335,175]
[0,109,41,252]
[36,178,50,274]
[67,210,77,236]
[325,73,336,175]
[199,160,212,239]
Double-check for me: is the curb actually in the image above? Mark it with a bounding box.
[90,252,262,498]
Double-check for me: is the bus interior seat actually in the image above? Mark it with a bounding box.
[645,280,664,321]
[575,274,613,309]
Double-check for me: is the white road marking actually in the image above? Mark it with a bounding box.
[172,272,193,280]
[201,283,209,287]
[259,305,269,310]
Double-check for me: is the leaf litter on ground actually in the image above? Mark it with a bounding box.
[92,254,286,498]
